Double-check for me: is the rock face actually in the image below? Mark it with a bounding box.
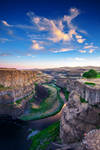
[34,84,49,104]
[56,78,100,105]
[82,129,100,150]
[60,90,100,144]
[0,69,52,118]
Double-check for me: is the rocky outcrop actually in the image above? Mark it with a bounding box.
[60,90,100,144]
[34,84,49,104]
[0,69,52,118]
[82,129,100,150]
[56,78,100,105]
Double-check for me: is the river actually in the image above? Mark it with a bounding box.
[0,91,66,150]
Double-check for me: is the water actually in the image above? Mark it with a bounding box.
[0,91,65,150]
[0,111,61,150]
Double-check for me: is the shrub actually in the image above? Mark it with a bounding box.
[85,82,96,86]
[83,69,97,78]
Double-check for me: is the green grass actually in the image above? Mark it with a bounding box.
[84,82,96,86]
[80,97,88,103]
[96,73,100,78]
[0,84,12,91]
[15,91,34,105]
[19,85,64,121]
[30,121,60,150]
[63,88,69,101]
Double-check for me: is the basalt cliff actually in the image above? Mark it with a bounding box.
[0,69,52,119]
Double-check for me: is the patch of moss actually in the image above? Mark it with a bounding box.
[80,97,88,103]
[85,82,96,86]
[63,88,69,101]
[30,121,60,150]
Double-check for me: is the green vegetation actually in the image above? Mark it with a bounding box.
[83,69,100,79]
[97,73,100,78]
[15,91,34,105]
[83,69,98,78]
[30,121,60,150]
[19,84,64,121]
[84,82,96,86]
[80,97,88,103]
[0,84,12,91]
[63,88,69,101]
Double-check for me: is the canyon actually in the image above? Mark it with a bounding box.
[0,67,100,150]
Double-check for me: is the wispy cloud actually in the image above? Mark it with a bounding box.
[2,20,11,27]
[27,8,86,43]
[0,53,12,56]
[31,40,44,50]
[79,50,86,53]
[89,49,94,53]
[75,57,85,61]
[52,48,74,53]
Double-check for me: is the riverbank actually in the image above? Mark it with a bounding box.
[19,84,64,121]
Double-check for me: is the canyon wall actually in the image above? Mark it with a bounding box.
[0,69,52,118]
[56,78,100,105]
[0,70,38,103]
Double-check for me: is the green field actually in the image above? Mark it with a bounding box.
[97,73,100,78]
[30,121,60,150]
[84,82,96,86]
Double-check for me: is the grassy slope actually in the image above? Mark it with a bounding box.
[63,88,69,101]
[84,82,96,86]
[19,85,64,121]
[30,121,60,150]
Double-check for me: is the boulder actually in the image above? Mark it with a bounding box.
[60,90,100,144]
[82,129,100,150]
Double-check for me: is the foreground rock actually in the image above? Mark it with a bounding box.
[60,90,100,144]
[82,129,100,150]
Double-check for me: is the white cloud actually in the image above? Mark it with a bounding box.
[2,20,11,27]
[27,8,86,43]
[77,38,85,43]
[84,43,98,49]
[31,40,44,50]
[89,49,94,53]
[75,57,85,61]
[79,50,86,53]
[52,48,74,53]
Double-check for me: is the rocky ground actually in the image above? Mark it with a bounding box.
[59,90,100,150]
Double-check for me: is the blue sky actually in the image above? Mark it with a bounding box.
[0,0,100,69]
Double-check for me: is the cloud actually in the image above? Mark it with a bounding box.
[2,20,11,27]
[75,57,85,61]
[0,53,12,56]
[52,48,74,53]
[84,43,98,49]
[27,8,86,43]
[64,8,79,29]
[0,38,9,43]
[77,38,85,43]
[79,50,86,53]
[31,40,44,50]
[75,34,85,43]
[89,49,94,53]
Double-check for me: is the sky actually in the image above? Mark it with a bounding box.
[0,0,100,69]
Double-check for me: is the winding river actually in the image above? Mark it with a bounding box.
[0,91,66,150]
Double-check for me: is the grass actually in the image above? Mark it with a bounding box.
[96,73,100,78]
[84,82,96,86]
[19,84,64,121]
[0,84,12,91]
[15,91,34,105]
[63,88,69,101]
[80,97,88,103]
[30,121,60,150]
